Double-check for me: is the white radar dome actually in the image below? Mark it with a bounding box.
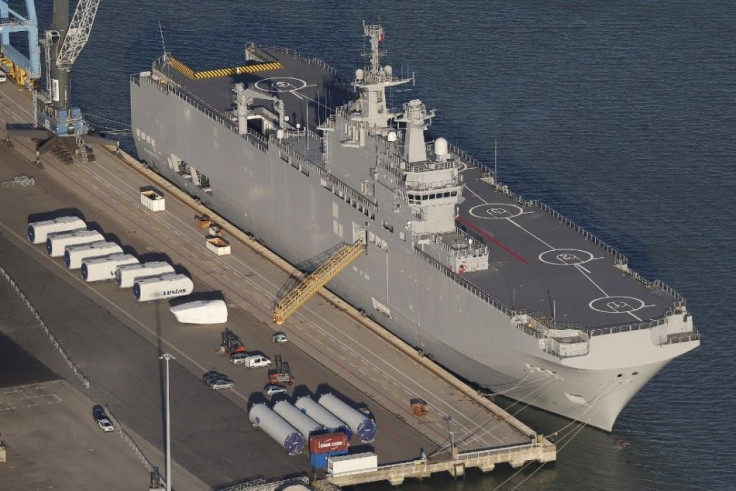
[355,69,364,81]
[276,129,285,140]
[434,137,449,156]
[387,130,397,142]
[384,65,392,77]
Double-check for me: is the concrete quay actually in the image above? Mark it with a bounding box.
[0,81,555,488]
[329,442,556,487]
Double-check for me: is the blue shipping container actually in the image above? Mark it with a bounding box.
[310,449,348,469]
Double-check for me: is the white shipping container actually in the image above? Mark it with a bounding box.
[81,254,139,282]
[46,229,104,257]
[27,216,86,244]
[65,241,123,269]
[115,261,175,288]
[206,236,231,256]
[140,190,166,211]
[133,273,193,302]
[328,452,378,475]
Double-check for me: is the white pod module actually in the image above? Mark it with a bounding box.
[27,216,86,244]
[169,299,228,324]
[273,400,325,439]
[115,261,175,288]
[81,254,139,282]
[133,273,193,302]
[249,403,305,455]
[140,190,166,211]
[64,241,123,269]
[46,229,104,257]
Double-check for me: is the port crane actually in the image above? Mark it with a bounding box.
[0,1,41,84]
[4,0,104,165]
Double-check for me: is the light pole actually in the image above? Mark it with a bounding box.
[160,353,175,491]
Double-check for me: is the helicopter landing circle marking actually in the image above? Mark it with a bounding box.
[255,77,307,93]
[589,296,646,314]
[539,248,594,266]
[469,203,523,220]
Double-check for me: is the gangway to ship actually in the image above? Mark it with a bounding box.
[273,240,365,325]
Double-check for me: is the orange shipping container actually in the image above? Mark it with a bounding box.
[309,432,349,454]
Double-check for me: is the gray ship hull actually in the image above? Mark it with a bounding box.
[130,48,697,431]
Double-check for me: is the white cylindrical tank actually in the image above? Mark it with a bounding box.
[64,241,123,269]
[81,254,139,282]
[294,396,352,440]
[318,393,377,443]
[133,273,193,302]
[249,403,305,455]
[27,216,86,244]
[434,137,449,157]
[46,229,104,257]
[115,261,175,288]
[273,400,325,439]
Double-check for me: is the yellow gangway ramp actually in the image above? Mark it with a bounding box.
[273,240,366,325]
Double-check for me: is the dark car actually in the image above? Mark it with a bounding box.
[202,370,224,384]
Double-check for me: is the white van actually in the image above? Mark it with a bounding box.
[240,355,272,369]
[0,72,6,83]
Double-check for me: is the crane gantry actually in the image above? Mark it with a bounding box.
[4,0,104,165]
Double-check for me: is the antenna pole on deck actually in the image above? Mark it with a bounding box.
[494,137,498,182]
[159,21,167,60]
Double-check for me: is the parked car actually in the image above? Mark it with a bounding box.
[230,352,249,365]
[209,378,235,390]
[92,404,114,432]
[272,332,288,344]
[264,384,288,397]
[97,418,114,432]
[0,72,6,83]
[244,355,272,369]
[202,370,224,384]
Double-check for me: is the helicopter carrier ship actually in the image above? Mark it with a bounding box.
[129,23,700,431]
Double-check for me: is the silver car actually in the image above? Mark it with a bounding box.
[209,378,235,390]
[264,384,288,397]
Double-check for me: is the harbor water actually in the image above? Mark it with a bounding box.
[32,1,734,489]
